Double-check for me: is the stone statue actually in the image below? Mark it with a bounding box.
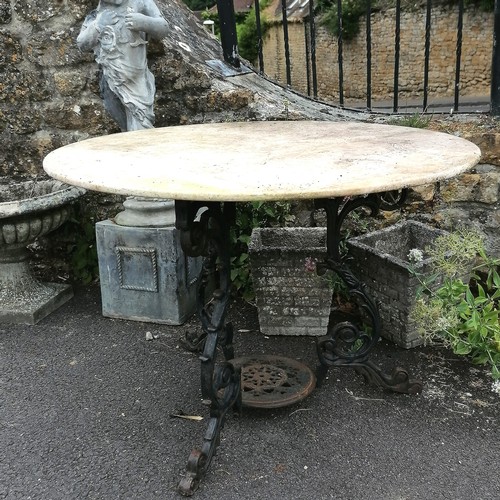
[77,0,168,131]
[77,2,200,327]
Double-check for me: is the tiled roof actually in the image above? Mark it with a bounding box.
[233,0,254,12]
[264,0,310,21]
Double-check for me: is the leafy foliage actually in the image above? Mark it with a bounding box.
[316,0,369,40]
[236,6,271,62]
[61,206,99,284]
[315,0,494,42]
[182,0,217,12]
[230,201,294,300]
[464,0,494,11]
[201,1,271,63]
[409,228,500,380]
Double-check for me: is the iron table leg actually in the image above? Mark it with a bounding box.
[314,195,422,394]
[175,201,241,496]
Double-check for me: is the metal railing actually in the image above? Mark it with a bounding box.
[216,0,500,115]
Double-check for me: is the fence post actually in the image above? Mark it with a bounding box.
[217,0,240,68]
[492,0,500,114]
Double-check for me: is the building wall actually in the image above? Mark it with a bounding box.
[262,6,493,103]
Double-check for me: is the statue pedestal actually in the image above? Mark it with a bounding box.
[0,250,73,325]
[95,199,201,325]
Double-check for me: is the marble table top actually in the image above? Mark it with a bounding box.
[43,121,481,201]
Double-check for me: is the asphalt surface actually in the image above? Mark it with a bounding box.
[1,284,499,500]
[346,95,490,114]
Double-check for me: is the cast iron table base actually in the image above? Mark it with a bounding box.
[175,192,422,496]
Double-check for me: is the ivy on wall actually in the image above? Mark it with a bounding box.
[316,0,494,41]
[316,0,369,40]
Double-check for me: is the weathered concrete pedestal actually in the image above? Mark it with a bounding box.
[0,248,73,324]
[0,179,85,325]
[95,198,201,325]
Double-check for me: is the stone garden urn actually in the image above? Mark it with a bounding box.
[0,179,85,324]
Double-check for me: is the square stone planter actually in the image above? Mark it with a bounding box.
[249,227,331,336]
[347,220,448,349]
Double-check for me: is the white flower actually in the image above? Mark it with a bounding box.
[435,317,451,331]
[408,248,424,264]
[492,380,500,395]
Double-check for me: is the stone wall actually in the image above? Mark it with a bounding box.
[258,4,500,257]
[0,0,352,280]
[262,5,493,102]
[411,118,500,257]
[2,0,344,184]
[1,0,500,280]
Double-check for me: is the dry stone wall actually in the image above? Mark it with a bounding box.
[262,5,492,102]
[382,117,500,257]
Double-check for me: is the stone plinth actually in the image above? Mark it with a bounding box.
[347,221,448,349]
[0,252,73,325]
[96,220,201,325]
[249,227,331,336]
[0,179,84,324]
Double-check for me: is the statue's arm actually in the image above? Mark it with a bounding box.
[126,0,169,40]
[76,10,100,51]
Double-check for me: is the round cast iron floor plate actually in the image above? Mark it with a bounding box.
[230,355,316,409]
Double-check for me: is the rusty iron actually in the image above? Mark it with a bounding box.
[231,355,316,408]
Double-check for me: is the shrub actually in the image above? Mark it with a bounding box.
[236,5,271,63]
[316,0,369,40]
[409,228,500,380]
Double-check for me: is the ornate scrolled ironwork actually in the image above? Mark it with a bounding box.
[175,190,420,495]
[314,195,421,394]
[319,259,380,362]
[175,201,241,496]
[377,188,408,211]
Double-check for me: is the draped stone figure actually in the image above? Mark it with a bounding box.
[77,0,168,131]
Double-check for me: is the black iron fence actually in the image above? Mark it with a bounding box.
[215,0,500,114]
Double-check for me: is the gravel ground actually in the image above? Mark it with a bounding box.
[1,284,499,500]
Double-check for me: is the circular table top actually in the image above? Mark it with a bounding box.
[43,121,481,202]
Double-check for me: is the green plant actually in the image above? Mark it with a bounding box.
[387,113,432,129]
[464,0,494,11]
[201,9,220,36]
[236,2,271,62]
[182,0,216,12]
[316,0,369,40]
[60,205,99,284]
[230,201,294,300]
[409,228,500,380]
[201,1,271,63]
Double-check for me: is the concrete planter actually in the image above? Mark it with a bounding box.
[0,179,85,324]
[347,220,448,349]
[249,227,331,336]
